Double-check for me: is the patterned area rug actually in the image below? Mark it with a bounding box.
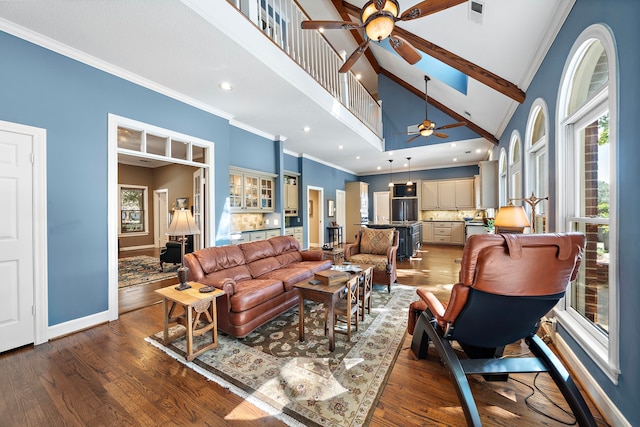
[146,283,418,427]
[118,255,178,288]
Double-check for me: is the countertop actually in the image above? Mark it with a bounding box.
[231,227,281,233]
[367,222,421,227]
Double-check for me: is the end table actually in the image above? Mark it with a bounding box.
[155,282,224,361]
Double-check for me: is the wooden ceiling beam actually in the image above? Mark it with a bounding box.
[330,0,380,73]
[341,1,525,104]
[380,68,498,144]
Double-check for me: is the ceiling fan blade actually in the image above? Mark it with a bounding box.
[339,39,370,73]
[399,0,467,21]
[407,134,421,143]
[436,121,466,130]
[301,20,363,31]
[434,131,449,138]
[389,34,421,65]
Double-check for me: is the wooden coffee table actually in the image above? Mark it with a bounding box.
[155,282,224,361]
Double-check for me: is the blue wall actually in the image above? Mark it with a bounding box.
[379,74,480,151]
[229,126,277,173]
[496,1,640,423]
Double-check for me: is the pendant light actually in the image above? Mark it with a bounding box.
[388,159,394,187]
[406,157,413,186]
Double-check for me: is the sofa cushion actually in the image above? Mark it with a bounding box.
[193,246,251,281]
[239,240,280,278]
[360,227,395,255]
[230,279,285,312]
[291,259,333,273]
[275,250,303,267]
[259,267,312,291]
[269,235,300,255]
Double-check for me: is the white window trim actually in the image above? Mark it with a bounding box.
[508,130,522,202]
[525,98,550,230]
[555,23,619,383]
[498,147,508,207]
[118,184,149,237]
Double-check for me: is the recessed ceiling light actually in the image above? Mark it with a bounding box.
[356,73,362,80]
[476,148,482,153]
[388,151,394,156]
[338,145,344,150]
[377,166,382,170]
[319,28,325,33]
[218,81,233,91]
[356,156,360,159]
[453,158,458,162]
[303,126,311,132]
[451,143,456,147]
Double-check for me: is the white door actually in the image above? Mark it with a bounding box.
[154,189,169,248]
[193,168,205,249]
[307,186,324,247]
[373,191,391,224]
[336,189,346,229]
[0,128,35,352]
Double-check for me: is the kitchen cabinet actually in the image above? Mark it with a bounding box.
[285,226,303,246]
[284,174,299,216]
[420,179,475,210]
[345,181,369,243]
[229,167,275,213]
[475,160,498,209]
[422,222,434,243]
[265,229,280,239]
[423,221,465,245]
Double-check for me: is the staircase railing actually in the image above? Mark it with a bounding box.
[228,0,382,138]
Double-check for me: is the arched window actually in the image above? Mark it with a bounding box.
[525,99,549,233]
[508,131,522,203]
[498,148,508,208]
[556,24,619,382]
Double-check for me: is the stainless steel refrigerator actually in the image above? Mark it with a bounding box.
[391,198,418,222]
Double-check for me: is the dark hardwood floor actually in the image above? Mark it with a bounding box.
[0,245,608,426]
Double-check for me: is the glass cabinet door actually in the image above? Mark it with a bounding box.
[229,172,243,209]
[244,174,260,209]
[261,177,274,210]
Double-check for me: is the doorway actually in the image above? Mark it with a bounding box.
[153,189,169,249]
[336,189,346,232]
[307,186,324,247]
[373,191,391,224]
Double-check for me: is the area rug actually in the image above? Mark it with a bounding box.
[118,255,178,288]
[145,283,418,427]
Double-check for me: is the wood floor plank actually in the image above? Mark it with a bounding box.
[0,244,607,426]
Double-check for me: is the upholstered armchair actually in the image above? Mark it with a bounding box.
[159,235,194,271]
[343,227,399,292]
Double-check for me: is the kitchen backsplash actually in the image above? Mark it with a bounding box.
[231,213,264,231]
[420,210,478,221]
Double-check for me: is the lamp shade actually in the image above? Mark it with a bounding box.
[494,205,530,233]
[166,209,201,236]
[361,0,399,41]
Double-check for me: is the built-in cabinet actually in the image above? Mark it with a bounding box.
[285,226,303,246]
[422,221,465,245]
[233,228,281,245]
[345,181,369,243]
[475,160,498,209]
[284,174,299,217]
[229,167,275,212]
[420,179,474,210]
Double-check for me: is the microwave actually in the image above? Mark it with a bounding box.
[393,183,416,198]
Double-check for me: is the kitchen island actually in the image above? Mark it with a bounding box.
[367,222,421,260]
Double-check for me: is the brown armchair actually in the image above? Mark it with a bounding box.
[343,227,399,292]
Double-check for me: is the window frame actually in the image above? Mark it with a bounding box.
[508,131,523,203]
[498,147,508,208]
[118,184,149,236]
[555,24,619,383]
[525,99,550,232]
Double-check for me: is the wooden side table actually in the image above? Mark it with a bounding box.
[155,282,224,361]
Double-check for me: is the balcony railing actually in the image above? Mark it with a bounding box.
[228,0,382,137]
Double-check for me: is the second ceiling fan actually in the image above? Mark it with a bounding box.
[301,0,466,73]
[407,75,466,143]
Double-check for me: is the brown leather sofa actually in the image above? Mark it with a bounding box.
[184,235,331,338]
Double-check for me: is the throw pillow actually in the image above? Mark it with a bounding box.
[360,227,395,255]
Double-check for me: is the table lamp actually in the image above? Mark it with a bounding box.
[166,209,201,290]
[494,203,530,234]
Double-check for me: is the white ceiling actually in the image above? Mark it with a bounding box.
[0,0,574,175]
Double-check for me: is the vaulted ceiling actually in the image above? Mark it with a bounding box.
[0,0,574,174]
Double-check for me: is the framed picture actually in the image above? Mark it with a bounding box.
[327,199,335,217]
[176,197,189,210]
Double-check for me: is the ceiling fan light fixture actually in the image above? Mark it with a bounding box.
[361,0,399,41]
[361,0,399,22]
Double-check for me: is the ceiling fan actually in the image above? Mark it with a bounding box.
[301,0,466,73]
[407,75,466,143]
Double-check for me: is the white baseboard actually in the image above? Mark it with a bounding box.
[46,310,111,341]
[119,244,155,252]
[554,334,630,426]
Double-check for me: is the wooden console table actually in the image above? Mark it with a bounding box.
[155,283,224,361]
